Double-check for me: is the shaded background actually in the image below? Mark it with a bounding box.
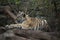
[0,0,60,31]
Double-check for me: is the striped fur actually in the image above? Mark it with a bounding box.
[5,15,49,31]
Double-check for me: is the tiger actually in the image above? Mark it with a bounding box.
[5,13,49,31]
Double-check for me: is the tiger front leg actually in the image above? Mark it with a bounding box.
[5,24,22,29]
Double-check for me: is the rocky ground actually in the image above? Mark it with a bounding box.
[0,27,60,40]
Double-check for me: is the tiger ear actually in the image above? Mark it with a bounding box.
[23,14,26,17]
